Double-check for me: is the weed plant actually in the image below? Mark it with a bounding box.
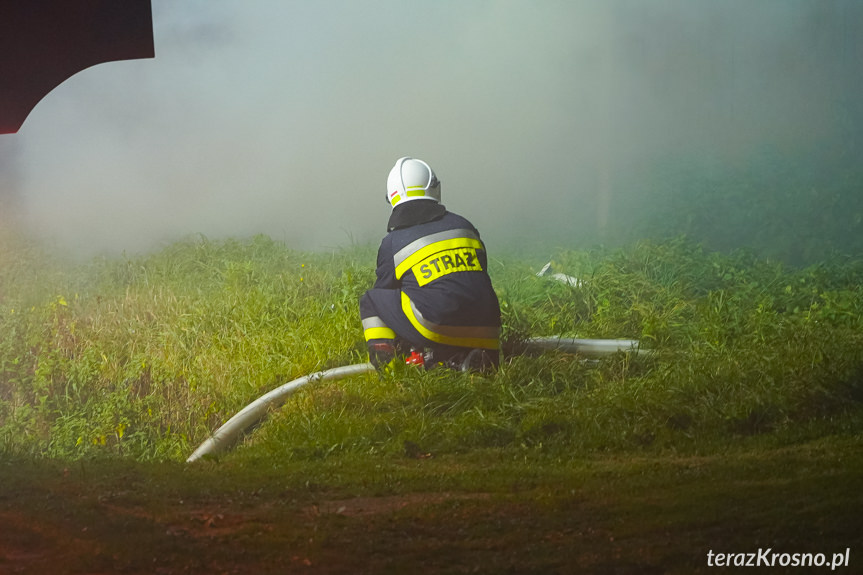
[1,233,861,461]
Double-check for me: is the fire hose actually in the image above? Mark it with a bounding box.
[186,337,649,462]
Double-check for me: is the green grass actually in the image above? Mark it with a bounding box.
[2,231,862,572]
[1,232,862,461]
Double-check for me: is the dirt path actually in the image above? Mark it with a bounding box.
[1,490,522,575]
[2,443,861,574]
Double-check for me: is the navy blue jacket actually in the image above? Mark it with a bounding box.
[373,201,500,348]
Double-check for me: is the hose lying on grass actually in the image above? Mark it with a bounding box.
[186,338,650,462]
[186,363,376,462]
[524,337,651,357]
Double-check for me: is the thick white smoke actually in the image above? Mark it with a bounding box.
[4,0,861,256]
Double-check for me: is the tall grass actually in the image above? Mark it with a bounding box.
[1,233,861,461]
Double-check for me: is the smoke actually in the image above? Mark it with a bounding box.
[5,0,862,257]
[0,137,21,232]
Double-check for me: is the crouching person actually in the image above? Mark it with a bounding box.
[360,157,501,372]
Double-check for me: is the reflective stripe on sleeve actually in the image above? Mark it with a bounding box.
[400,292,499,349]
[362,316,396,341]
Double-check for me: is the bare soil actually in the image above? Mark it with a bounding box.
[2,443,861,574]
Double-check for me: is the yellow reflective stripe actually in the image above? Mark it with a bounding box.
[395,237,484,280]
[400,292,499,349]
[393,228,481,272]
[412,246,482,286]
[364,326,396,341]
[406,189,426,197]
[362,316,396,341]
[396,237,483,279]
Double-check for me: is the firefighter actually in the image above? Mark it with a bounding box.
[360,157,501,372]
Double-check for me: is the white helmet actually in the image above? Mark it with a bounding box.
[385,157,441,208]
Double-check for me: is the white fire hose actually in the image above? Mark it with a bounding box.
[186,363,375,462]
[186,337,649,462]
